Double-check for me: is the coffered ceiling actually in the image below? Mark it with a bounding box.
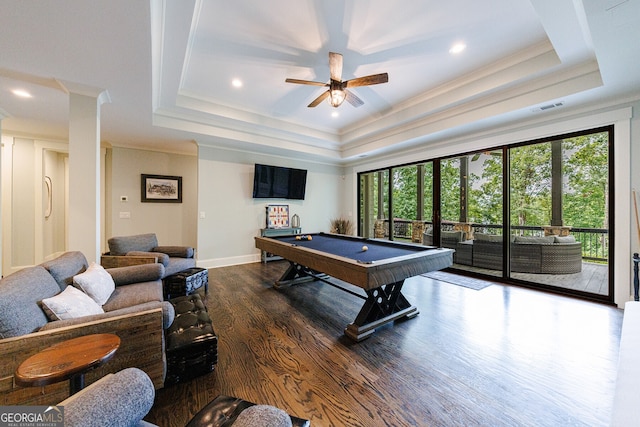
[1,0,639,163]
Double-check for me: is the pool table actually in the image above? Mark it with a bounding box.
[255,232,453,341]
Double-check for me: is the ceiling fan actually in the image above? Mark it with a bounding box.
[285,52,389,108]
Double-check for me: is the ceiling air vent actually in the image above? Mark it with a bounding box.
[539,102,564,111]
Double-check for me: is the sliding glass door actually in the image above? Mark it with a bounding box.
[357,126,612,302]
[509,130,610,296]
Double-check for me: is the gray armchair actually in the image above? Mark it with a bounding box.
[59,368,156,427]
[103,233,196,278]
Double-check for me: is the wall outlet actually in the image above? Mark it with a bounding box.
[120,196,128,202]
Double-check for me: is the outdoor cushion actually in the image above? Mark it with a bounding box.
[74,262,115,305]
[474,233,503,242]
[514,235,555,244]
[441,230,464,242]
[41,286,104,321]
[554,235,577,243]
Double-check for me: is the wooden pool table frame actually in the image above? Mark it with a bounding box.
[255,233,453,341]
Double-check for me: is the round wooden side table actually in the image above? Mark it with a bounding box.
[15,333,120,394]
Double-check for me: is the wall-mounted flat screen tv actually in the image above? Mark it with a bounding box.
[252,164,307,200]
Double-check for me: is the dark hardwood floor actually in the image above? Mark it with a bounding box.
[146,261,623,427]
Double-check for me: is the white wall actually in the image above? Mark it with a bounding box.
[196,146,346,268]
[107,147,198,250]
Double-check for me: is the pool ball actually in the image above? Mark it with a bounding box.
[362,245,368,251]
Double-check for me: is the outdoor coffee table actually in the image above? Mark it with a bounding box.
[15,333,120,394]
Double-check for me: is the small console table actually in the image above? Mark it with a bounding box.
[15,333,120,394]
[260,227,301,263]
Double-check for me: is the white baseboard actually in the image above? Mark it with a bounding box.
[196,253,260,269]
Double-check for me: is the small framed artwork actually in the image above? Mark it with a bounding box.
[266,204,289,228]
[141,174,182,203]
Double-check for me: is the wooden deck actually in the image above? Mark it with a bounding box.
[146,261,622,427]
[452,261,609,296]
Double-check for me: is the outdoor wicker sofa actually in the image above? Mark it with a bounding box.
[424,231,582,274]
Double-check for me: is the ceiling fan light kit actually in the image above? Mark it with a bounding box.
[286,52,388,109]
[329,88,346,107]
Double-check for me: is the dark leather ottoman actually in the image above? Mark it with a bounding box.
[186,395,310,427]
[165,293,217,385]
[164,267,209,299]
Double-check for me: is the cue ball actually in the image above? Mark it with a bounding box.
[362,245,368,251]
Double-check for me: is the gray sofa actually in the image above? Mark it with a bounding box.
[104,233,196,278]
[0,251,174,406]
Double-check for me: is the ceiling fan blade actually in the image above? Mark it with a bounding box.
[308,90,330,107]
[329,52,343,82]
[344,73,389,88]
[285,78,328,87]
[345,90,364,108]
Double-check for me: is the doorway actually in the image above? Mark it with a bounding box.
[2,137,68,274]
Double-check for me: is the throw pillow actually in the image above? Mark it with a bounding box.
[41,286,104,321]
[73,262,115,305]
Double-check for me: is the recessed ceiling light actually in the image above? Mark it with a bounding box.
[449,43,466,54]
[12,89,32,98]
[231,79,243,88]
[331,111,339,118]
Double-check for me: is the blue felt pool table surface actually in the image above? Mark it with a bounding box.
[272,233,430,264]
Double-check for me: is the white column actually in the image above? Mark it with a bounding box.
[0,109,7,277]
[66,84,110,263]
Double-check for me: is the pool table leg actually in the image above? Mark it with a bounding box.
[273,262,318,288]
[345,281,418,342]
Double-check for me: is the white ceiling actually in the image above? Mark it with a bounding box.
[0,0,639,163]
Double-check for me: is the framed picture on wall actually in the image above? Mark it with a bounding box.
[141,174,182,203]
[266,204,289,228]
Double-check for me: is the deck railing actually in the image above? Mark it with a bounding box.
[375,219,608,262]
